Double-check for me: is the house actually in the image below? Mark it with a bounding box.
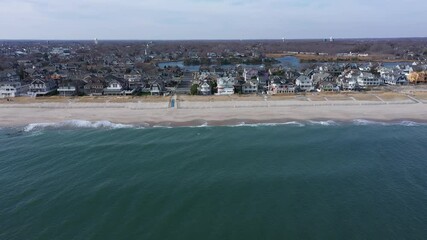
[269,83,295,95]
[0,82,27,98]
[0,70,20,82]
[28,79,57,96]
[339,77,357,91]
[311,73,334,86]
[149,80,165,95]
[338,70,360,91]
[103,76,126,95]
[295,75,313,92]
[243,68,258,81]
[383,73,408,85]
[104,79,125,95]
[242,79,258,94]
[320,82,339,92]
[303,69,315,78]
[279,84,295,94]
[57,79,82,97]
[357,72,381,88]
[83,75,106,96]
[216,77,235,95]
[198,81,211,95]
[124,71,145,92]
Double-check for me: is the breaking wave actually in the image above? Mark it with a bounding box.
[229,121,305,127]
[352,119,425,127]
[23,120,134,132]
[16,119,427,132]
[308,120,339,126]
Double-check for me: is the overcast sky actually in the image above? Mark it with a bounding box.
[0,0,426,40]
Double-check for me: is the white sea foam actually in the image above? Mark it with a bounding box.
[193,122,209,128]
[24,123,57,132]
[352,119,389,126]
[308,120,339,126]
[23,120,134,132]
[152,125,173,129]
[229,121,305,127]
[20,119,426,132]
[352,119,425,127]
[398,121,425,127]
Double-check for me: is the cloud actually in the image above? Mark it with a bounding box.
[0,0,426,39]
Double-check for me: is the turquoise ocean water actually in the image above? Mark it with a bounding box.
[1,121,427,240]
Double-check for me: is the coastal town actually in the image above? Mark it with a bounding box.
[1,39,427,100]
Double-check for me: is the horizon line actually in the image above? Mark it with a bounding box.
[1,37,427,42]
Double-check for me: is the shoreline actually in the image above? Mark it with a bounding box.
[3,118,427,132]
[2,99,427,128]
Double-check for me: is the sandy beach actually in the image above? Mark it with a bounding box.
[1,92,427,127]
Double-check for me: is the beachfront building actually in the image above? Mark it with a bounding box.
[104,78,126,95]
[124,72,143,91]
[216,77,235,95]
[338,70,360,91]
[269,83,295,94]
[295,76,314,92]
[282,84,296,93]
[382,73,408,85]
[0,82,26,98]
[28,79,57,96]
[83,75,106,96]
[199,81,211,95]
[320,82,339,92]
[149,80,165,95]
[340,77,358,91]
[242,79,258,94]
[357,72,381,88]
[57,79,83,96]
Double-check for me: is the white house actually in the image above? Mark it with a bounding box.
[295,76,314,91]
[216,77,235,95]
[269,83,295,94]
[0,82,26,98]
[357,72,381,88]
[104,79,125,95]
[28,79,57,96]
[340,77,358,91]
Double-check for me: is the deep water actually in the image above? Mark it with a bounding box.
[1,123,427,240]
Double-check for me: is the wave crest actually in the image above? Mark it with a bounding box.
[229,122,305,127]
[23,120,134,132]
[352,119,425,127]
[308,120,338,126]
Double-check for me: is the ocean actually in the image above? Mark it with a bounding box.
[1,121,427,240]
